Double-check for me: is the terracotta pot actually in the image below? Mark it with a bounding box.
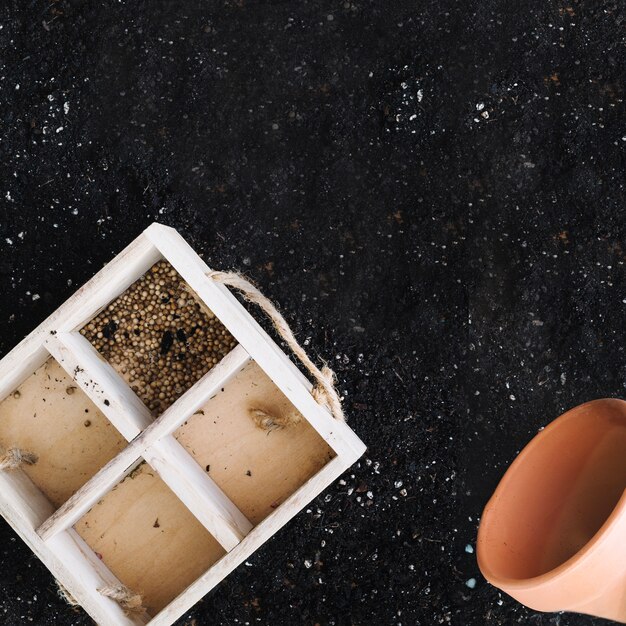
[477,399,626,623]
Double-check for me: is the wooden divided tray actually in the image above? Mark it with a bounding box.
[0,223,366,625]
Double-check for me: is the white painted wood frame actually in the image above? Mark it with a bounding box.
[0,223,366,626]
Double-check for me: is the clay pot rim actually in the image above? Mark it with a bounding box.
[477,397,626,591]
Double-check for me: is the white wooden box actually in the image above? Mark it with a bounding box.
[0,223,366,625]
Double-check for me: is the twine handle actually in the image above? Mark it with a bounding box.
[207,270,346,422]
[0,448,38,471]
[98,584,146,615]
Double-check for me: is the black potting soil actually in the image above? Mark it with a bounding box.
[0,1,625,625]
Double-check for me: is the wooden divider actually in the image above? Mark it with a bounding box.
[37,344,252,545]
[145,436,253,550]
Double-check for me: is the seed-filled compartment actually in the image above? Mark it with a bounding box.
[81,260,237,416]
[74,460,226,616]
[175,361,336,525]
[0,358,127,509]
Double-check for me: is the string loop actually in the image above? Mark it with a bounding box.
[0,448,38,471]
[98,584,146,615]
[207,271,346,422]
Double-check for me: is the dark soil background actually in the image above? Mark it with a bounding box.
[0,0,625,624]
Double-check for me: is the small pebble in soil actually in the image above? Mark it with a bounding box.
[465,544,474,554]
[81,260,237,415]
[465,578,477,589]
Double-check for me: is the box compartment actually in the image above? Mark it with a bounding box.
[175,360,336,525]
[74,460,226,616]
[0,357,127,508]
[81,260,237,416]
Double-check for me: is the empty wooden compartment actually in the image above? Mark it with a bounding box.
[0,357,126,508]
[75,460,226,616]
[175,359,336,525]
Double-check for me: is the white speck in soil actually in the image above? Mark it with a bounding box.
[465,578,476,589]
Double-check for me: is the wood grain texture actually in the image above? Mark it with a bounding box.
[74,461,226,615]
[175,359,336,524]
[0,358,127,508]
